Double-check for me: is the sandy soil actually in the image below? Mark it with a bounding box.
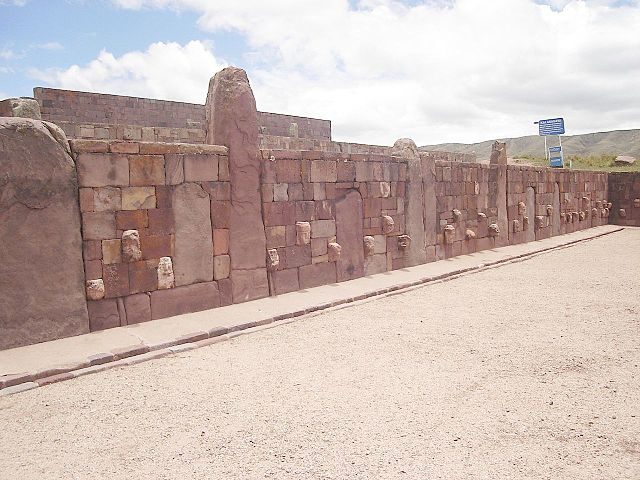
[1,229,639,480]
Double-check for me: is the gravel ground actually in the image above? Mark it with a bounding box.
[1,228,639,480]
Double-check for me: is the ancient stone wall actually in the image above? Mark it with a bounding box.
[258,112,331,140]
[71,138,231,330]
[506,167,609,244]
[609,172,640,226]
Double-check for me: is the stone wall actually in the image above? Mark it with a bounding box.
[258,112,331,140]
[609,172,640,226]
[71,139,231,330]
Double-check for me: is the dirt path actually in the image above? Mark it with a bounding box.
[1,229,639,479]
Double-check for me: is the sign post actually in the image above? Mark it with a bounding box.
[535,117,567,168]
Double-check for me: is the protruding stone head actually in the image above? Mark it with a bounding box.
[512,219,521,233]
[4,97,42,120]
[443,224,455,244]
[488,223,500,236]
[266,248,280,270]
[592,208,598,217]
[517,201,526,216]
[579,211,586,221]
[381,215,395,234]
[535,215,545,229]
[379,182,391,198]
[398,235,411,250]
[86,279,105,300]
[327,242,342,261]
[546,205,553,216]
[477,212,487,220]
[121,230,142,263]
[523,216,530,230]
[390,138,419,158]
[619,208,627,218]
[634,198,640,208]
[465,229,477,240]
[296,221,311,245]
[157,257,175,290]
[363,236,375,257]
[452,209,462,222]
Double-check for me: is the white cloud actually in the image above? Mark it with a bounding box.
[90,0,640,144]
[0,47,16,60]
[30,41,227,103]
[35,42,63,51]
[0,0,28,5]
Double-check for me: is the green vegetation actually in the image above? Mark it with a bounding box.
[511,154,640,172]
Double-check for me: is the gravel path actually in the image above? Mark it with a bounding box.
[1,229,639,480]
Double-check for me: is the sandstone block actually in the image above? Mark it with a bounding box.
[150,281,220,320]
[79,188,94,212]
[379,182,391,198]
[93,187,122,212]
[102,239,122,264]
[148,208,174,235]
[129,154,165,186]
[266,226,287,248]
[218,156,230,181]
[184,154,218,182]
[165,154,185,185]
[129,259,159,294]
[157,257,175,290]
[87,299,120,331]
[122,187,156,210]
[84,260,103,280]
[273,183,289,201]
[83,240,102,261]
[77,153,129,187]
[103,263,130,298]
[214,255,231,280]
[271,269,299,295]
[231,268,269,303]
[123,293,152,324]
[311,219,336,238]
[299,262,337,289]
[310,160,337,182]
[141,234,172,260]
[213,229,230,255]
[296,221,311,245]
[210,200,231,229]
[82,211,116,240]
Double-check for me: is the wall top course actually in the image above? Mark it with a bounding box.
[69,139,228,155]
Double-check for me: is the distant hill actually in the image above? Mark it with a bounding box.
[421,129,640,161]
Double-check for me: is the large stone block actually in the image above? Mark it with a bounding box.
[77,153,129,187]
[123,293,152,325]
[299,262,337,289]
[87,299,121,331]
[150,281,220,320]
[0,118,89,349]
[205,67,267,271]
[129,154,165,186]
[172,183,213,286]
[231,268,269,303]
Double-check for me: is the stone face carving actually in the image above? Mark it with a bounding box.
[327,242,342,261]
[517,201,526,216]
[397,235,411,249]
[296,221,311,245]
[560,213,566,223]
[477,212,487,220]
[363,236,375,257]
[546,205,553,216]
[381,215,395,234]
[3,97,42,119]
[512,219,521,232]
[379,182,391,198]
[535,216,545,228]
[157,257,175,290]
[606,202,613,209]
[452,209,462,222]
[619,208,627,218]
[266,248,280,270]
[579,211,586,221]
[596,200,603,209]
[444,224,455,244]
[121,229,142,262]
[634,199,640,208]
[582,196,590,209]
[465,229,477,240]
[0,118,89,349]
[86,279,105,300]
[488,223,500,236]
[523,216,530,230]
[592,208,598,217]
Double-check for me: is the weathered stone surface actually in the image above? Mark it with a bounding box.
[1,97,42,119]
[271,269,299,295]
[397,235,411,250]
[129,155,165,186]
[102,239,122,264]
[121,230,142,262]
[327,242,342,261]
[121,187,156,210]
[93,187,122,212]
[184,154,218,182]
[299,262,337,289]
[382,215,395,234]
[296,221,311,245]
[214,255,231,280]
[86,279,105,300]
[150,281,220,320]
[614,155,636,165]
[310,219,336,238]
[465,229,477,240]
[77,153,129,187]
[157,257,175,289]
[490,141,507,165]
[123,293,151,324]
[0,118,89,349]
[231,268,269,303]
[82,211,116,240]
[87,299,120,331]
[363,235,376,257]
[172,183,213,286]
[129,259,159,294]
[205,67,267,273]
[444,224,455,244]
[266,248,280,270]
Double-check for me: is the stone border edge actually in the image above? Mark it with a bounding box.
[0,226,624,397]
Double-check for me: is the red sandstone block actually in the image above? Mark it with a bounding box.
[310,160,337,182]
[70,139,109,153]
[271,268,299,295]
[116,210,148,230]
[262,159,277,183]
[87,299,121,331]
[129,259,159,294]
[150,281,220,320]
[103,263,130,298]
[79,188,94,212]
[299,262,337,289]
[285,225,297,246]
[337,161,356,181]
[184,154,218,182]
[213,229,230,255]
[141,234,172,260]
[82,211,116,240]
[263,201,296,227]
[276,159,302,183]
[77,153,129,187]
[324,184,337,200]
[283,245,311,269]
[148,208,174,235]
[129,155,165,186]
[265,226,286,249]
[315,200,333,220]
[83,240,102,261]
[295,201,316,221]
[211,200,231,229]
[84,259,102,280]
[218,156,230,181]
[123,293,152,324]
[155,185,172,208]
[203,181,231,200]
[288,183,304,201]
[218,278,233,306]
[363,198,382,218]
[110,142,139,154]
[165,154,184,185]
[302,182,314,200]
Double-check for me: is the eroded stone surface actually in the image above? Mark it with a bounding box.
[157,256,175,290]
[0,118,89,349]
[267,249,280,270]
[444,224,455,244]
[452,209,462,223]
[296,221,311,245]
[381,215,395,234]
[363,236,375,257]
[517,201,526,216]
[397,235,411,250]
[121,229,142,263]
[488,223,500,236]
[86,279,105,301]
[465,229,477,240]
[327,242,342,261]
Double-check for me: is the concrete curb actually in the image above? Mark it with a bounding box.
[0,226,624,397]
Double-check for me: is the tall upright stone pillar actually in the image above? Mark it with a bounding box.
[205,67,268,303]
[489,141,509,247]
[391,138,427,267]
[419,153,437,260]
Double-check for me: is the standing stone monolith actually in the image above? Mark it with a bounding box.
[205,67,268,303]
[391,138,427,266]
[0,118,89,350]
[489,141,509,247]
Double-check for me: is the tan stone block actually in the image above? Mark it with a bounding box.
[129,155,165,186]
[310,160,337,182]
[213,229,230,255]
[310,219,336,238]
[82,212,116,240]
[311,237,327,256]
[122,187,156,210]
[184,154,218,181]
[102,239,122,264]
[265,225,286,248]
[93,186,122,212]
[214,255,231,280]
[77,153,129,187]
[273,183,289,201]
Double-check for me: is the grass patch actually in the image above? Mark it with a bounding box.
[511,154,639,172]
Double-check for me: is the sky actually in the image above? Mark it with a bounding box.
[1,0,639,145]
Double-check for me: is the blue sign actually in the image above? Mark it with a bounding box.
[549,146,562,153]
[538,118,565,136]
[550,156,564,167]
